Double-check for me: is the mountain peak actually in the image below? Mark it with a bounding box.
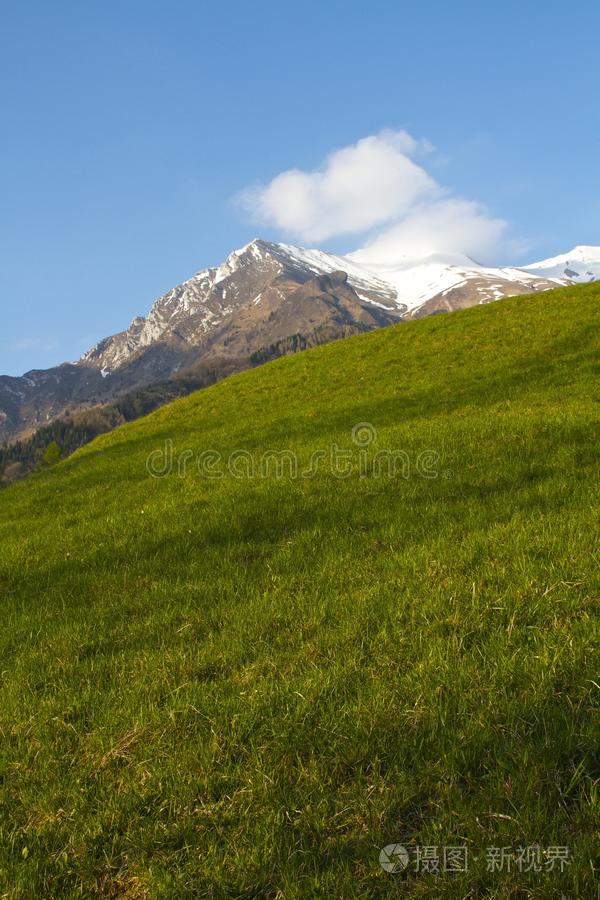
[1,236,596,443]
[206,238,281,285]
[523,245,600,281]
[570,244,600,259]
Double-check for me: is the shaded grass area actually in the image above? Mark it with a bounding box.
[0,283,599,897]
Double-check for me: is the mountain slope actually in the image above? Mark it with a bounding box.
[0,242,403,442]
[3,240,596,444]
[77,240,563,379]
[0,282,598,896]
[78,240,400,379]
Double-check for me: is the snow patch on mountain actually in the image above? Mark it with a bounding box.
[274,242,557,314]
[521,246,600,283]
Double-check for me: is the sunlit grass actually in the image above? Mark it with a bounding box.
[0,282,598,897]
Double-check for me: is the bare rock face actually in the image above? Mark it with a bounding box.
[0,243,402,441]
[1,238,594,442]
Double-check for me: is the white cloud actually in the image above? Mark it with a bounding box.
[353,198,508,265]
[238,130,514,263]
[238,130,438,243]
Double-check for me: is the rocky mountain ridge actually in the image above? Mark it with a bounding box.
[1,239,597,442]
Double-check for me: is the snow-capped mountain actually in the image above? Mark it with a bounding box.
[1,240,597,442]
[76,239,562,378]
[78,240,398,376]
[520,245,600,283]
[343,246,559,317]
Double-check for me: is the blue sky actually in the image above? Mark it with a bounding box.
[1,0,599,376]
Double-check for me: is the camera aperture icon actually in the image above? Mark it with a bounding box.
[379,843,410,873]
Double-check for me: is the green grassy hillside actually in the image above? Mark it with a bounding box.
[0,283,599,898]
